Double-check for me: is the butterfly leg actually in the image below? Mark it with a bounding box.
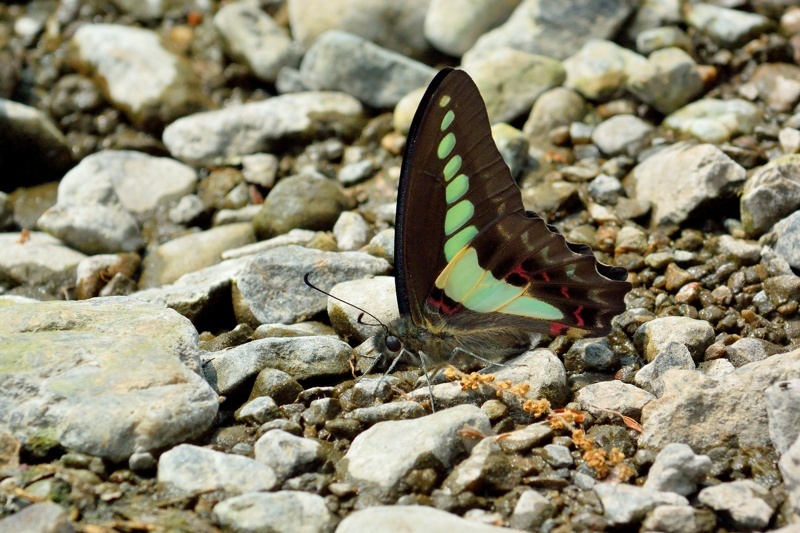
[416,350,437,413]
[445,346,507,370]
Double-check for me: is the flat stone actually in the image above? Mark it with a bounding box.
[0,232,86,295]
[337,505,523,533]
[213,491,333,533]
[0,298,218,462]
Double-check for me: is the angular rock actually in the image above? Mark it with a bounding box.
[300,31,436,108]
[254,429,324,483]
[0,502,75,533]
[575,380,655,419]
[664,99,760,143]
[697,480,776,531]
[465,0,634,62]
[641,350,800,452]
[0,232,86,295]
[635,342,695,396]
[595,483,689,526]
[340,404,492,500]
[626,143,746,227]
[338,505,522,533]
[38,204,144,255]
[591,114,653,156]
[643,443,712,496]
[765,379,800,456]
[686,3,772,48]
[627,47,704,114]
[563,39,646,101]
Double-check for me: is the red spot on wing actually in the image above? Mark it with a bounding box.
[540,271,550,282]
[550,322,568,336]
[573,305,585,327]
[427,295,460,316]
[561,286,570,299]
[511,264,531,281]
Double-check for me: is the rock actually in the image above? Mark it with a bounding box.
[242,153,279,189]
[337,505,522,533]
[627,47,705,114]
[664,99,760,143]
[139,223,255,288]
[222,229,317,260]
[640,350,800,452]
[575,380,655,419]
[641,505,717,533]
[509,489,556,530]
[442,437,519,494]
[635,342,695,396]
[0,501,75,533]
[54,150,197,217]
[37,204,144,255]
[69,24,207,129]
[636,26,692,55]
[741,155,800,237]
[254,172,354,239]
[235,396,282,426]
[763,275,800,307]
[254,430,324,483]
[765,380,800,455]
[163,91,363,167]
[563,39,646,101]
[686,3,772,48]
[523,87,588,138]
[726,337,785,367]
[332,211,370,251]
[424,0,521,57]
[206,336,352,395]
[346,402,427,425]
[643,443,712,496]
[564,338,620,373]
[626,143,745,227]
[715,235,761,264]
[0,98,74,191]
[287,0,432,59]
[214,2,301,83]
[299,31,436,108]
[0,298,218,462]
[328,276,398,344]
[340,404,492,500]
[634,316,715,362]
[463,47,565,123]
[496,422,553,453]
[231,245,390,326]
[366,228,395,264]
[779,434,800,520]
[594,483,689,526]
[213,491,333,533]
[591,115,653,156]
[249,368,304,405]
[771,211,800,270]
[697,480,777,531]
[492,123,529,179]
[157,444,277,495]
[464,0,634,63]
[0,232,86,295]
[337,159,376,186]
[75,253,141,300]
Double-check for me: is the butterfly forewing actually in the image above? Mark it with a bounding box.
[395,68,630,340]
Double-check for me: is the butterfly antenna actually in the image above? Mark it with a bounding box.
[303,272,389,334]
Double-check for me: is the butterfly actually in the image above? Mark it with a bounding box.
[377,67,631,370]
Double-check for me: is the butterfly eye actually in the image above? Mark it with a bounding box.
[385,335,402,354]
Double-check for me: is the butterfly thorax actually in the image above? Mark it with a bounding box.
[384,314,534,368]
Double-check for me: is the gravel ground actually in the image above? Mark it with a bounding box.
[1,1,800,532]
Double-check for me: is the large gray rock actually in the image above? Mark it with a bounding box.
[213,491,333,533]
[424,0,521,57]
[300,31,436,108]
[287,0,432,58]
[640,350,800,452]
[338,505,522,533]
[214,2,301,83]
[625,143,746,227]
[231,245,390,326]
[0,298,218,463]
[0,231,86,295]
[340,405,492,501]
[163,92,364,167]
[464,0,635,62]
[69,24,207,129]
[741,155,800,237]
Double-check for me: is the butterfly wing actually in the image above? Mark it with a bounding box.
[395,68,630,339]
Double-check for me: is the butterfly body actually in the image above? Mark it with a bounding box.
[385,68,631,369]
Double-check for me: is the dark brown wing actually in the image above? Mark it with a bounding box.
[395,68,630,337]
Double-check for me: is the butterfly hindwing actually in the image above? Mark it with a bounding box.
[395,68,631,342]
